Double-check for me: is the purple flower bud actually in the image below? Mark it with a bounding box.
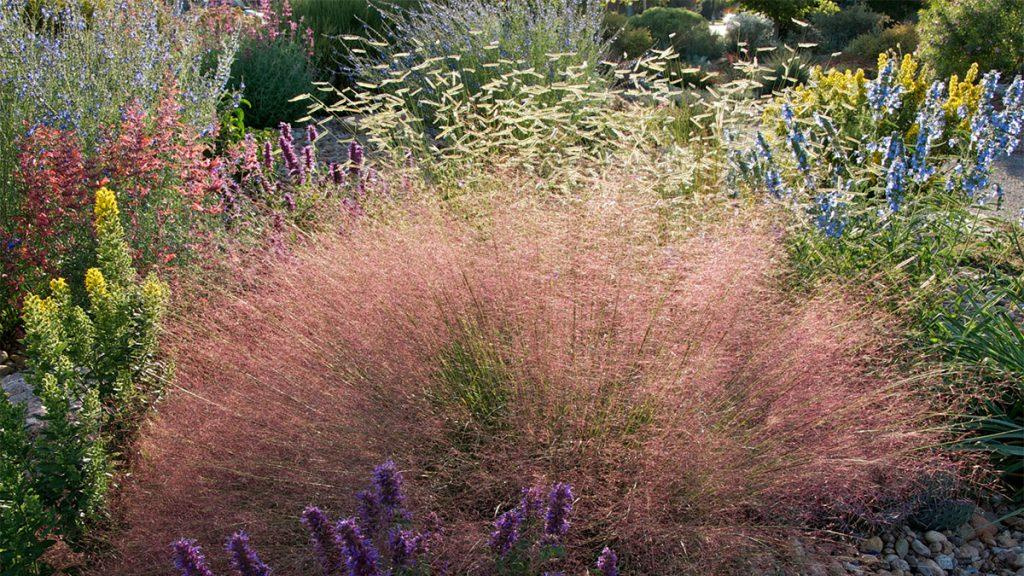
[278,122,293,144]
[348,141,364,180]
[283,192,296,212]
[329,163,345,186]
[544,483,573,538]
[306,124,319,143]
[520,486,544,517]
[280,135,303,183]
[356,489,382,536]
[334,518,380,576]
[263,141,274,169]
[171,539,216,576]
[302,145,315,177]
[596,547,619,576]
[371,460,404,512]
[301,506,343,576]
[489,507,523,555]
[226,532,271,576]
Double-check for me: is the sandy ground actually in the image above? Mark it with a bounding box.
[993,148,1024,220]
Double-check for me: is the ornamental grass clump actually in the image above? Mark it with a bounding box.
[1,187,170,574]
[101,180,962,575]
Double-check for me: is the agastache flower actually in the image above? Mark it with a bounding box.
[226,531,271,576]
[596,547,619,576]
[171,539,216,576]
[334,518,381,576]
[489,506,524,555]
[371,460,405,513]
[544,483,573,538]
[301,506,343,576]
[348,141,364,180]
[356,488,382,535]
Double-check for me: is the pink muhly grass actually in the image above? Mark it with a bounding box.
[96,189,964,576]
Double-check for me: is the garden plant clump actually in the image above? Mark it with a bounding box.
[1,1,1023,575]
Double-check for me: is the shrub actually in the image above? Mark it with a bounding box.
[613,25,656,58]
[864,0,921,21]
[630,7,722,61]
[738,0,826,29]
[844,23,918,66]
[229,36,315,129]
[602,9,629,39]
[1,188,170,574]
[724,10,776,52]
[809,2,887,53]
[917,0,1024,79]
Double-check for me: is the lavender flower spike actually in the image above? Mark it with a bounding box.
[596,547,619,576]
[489,507,524,555]
[171,539,216,576]
[301,506,343,576]
[372,460,405,511]
[335,518,381,576]
[226,531,271,576]
[544,483,573,538]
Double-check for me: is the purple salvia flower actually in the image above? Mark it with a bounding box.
[283,192,296,212]
[520,486,545,517]
[279,122,293,144]
[371,460,405,512]
[355,488,382,535]
[307,124,319,143]
[171,539,216,576]
[596,547,619,576]
[329,163,345,186]
[226,532,271,576]
[302,145,315,178]
[334,518,381,576]
[279,134,303,182]
[348,141,364,180]
[543,483,573,538]
[489,507,524,555]
[301,506,343,576]
[388,529,418,567]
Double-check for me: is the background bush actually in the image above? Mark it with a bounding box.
[630,7,722,62]
[725,10,776,52]
[809,2,887,53]
[863,0,921,22]
[843,23,918,65]
[228,36,314,129]
[917,0,1024,79]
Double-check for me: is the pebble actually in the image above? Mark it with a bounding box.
[928,531,950,545]
[914,538,934,557]
[862,536,884,554]
[918,558,947,576]
[972,512,1000,545]
[935,554,955,570]
[895,537,910,558]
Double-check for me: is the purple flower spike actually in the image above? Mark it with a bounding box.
[388,528,419,567]
[520,486,545,517]
[371,460,405,512]
[301,506,343,576]
[544,483,573,538]
[278,122,293,144]
[489,507,524,555]
[348,141,364,179]
[262,141,274,169]
[171,539,216,576]
[329,163,345,186]
[226,531,271,576]
[306,124,319,143]
[356,488,382,535]
[335,518,381,576]
[302,145,315,177]
[596,547,619,576]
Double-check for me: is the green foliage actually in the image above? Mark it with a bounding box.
[809,2,887,53]
[229,36,314,129]
[602,9,628,39]
[630,7,722,62]
[755,47,813,94]
[738,0,826,28]
[863,0,921,22]
[917,0,1024,79]
[2,188,169,573]
[843,23,918,65]
[0,400,53,576]
[289,0,420,83]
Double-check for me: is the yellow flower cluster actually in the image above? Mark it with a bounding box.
[84,268,108,299]
[944,63,982,123]
[94,186,119,224]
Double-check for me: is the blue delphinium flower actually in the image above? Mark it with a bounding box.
[301,506,343,576]
[596,547,619,576]
[226,531,271,576]
[885,150,908,213]
[335,518,381,576]
[909,81,946,183]
[755,132,788,198]
[866,59,903,120]
[781,103,813,187]
[814,190,846,239]
[171,539,216,576]
[543,483,573,538]
[489,506,524,555]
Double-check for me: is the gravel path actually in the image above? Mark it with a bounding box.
[993,148,1024,220]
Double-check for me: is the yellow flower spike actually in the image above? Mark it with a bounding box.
[94,187,119,224]
[84,268,108,299]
